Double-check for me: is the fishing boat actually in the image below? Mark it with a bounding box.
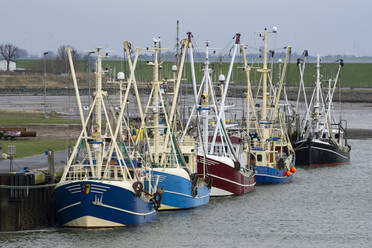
[183,34,255,196]
[132,35,210,210]
[242,27,296,184]
[54,48,161,228]
[293,55,351,166]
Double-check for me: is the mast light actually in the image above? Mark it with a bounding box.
[117,72,125,80]
[218,74,225,82]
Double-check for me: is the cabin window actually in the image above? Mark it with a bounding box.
[257,154,262,162]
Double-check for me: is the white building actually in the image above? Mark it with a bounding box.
[0,60,16,71]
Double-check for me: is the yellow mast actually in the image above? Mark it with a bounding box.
[262,30,268,122]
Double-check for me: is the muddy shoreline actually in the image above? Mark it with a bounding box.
[1,85,372,103]
[3,125,371,140]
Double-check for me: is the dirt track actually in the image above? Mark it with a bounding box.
[23,125,81,139]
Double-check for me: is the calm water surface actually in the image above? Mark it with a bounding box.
[0,139,371,248]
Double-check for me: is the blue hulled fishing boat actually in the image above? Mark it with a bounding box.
[55,48,161,227]
[127,35,210,210]
[242,27,296,184]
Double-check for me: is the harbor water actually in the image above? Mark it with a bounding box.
[0,95,371,247]
[0,138,371,248]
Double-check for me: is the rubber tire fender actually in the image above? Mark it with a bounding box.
[132,181,143,197]
[205,176,213,189]
[151,192,162,210]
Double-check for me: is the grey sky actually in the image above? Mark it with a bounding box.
[1,0,370,57]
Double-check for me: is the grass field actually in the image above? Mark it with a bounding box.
[0,110,78,158]
[1,138,74,158]
[13,58,372,88]
[101,60,372,88]
[0,110,80,126]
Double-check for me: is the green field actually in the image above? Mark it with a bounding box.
[0,110,78,158]
[1,138,74,158]
[0,110,80,126]
[16,59,86,72]
[15,59,372,88]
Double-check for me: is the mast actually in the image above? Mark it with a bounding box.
[202,41,210,153]
[327,59,343,120]
[241,45,256,133]
[188,32,202,148]
[62,48,95,180]
[314,55,321,132]
[218,56,225,123]
[176,20,180,68]
[153,41,160,164]
[96,48,103,136]
[262,30,268,121]
[210,33,240,158]
[95,48,103,173]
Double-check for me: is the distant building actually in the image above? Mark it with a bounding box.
[0,60,16,71]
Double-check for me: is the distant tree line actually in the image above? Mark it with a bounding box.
[0,43,81,73]
[0,44,20,71]
[41,45,80,74]
[1,42,372,74]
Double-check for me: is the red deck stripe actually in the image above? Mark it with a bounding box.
[310,162,350,166]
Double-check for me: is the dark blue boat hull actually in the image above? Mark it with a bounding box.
[254,159,295,184]
[55,180,157,227]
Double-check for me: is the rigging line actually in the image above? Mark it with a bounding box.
[338,68,342,120]
[244,45,260,52]
[216,37,235,58]
[193,41,206,80]
[191,37,201,60]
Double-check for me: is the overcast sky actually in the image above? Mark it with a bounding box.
[1,0,370,57]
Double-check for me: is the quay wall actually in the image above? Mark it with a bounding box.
[0,174,56,232]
